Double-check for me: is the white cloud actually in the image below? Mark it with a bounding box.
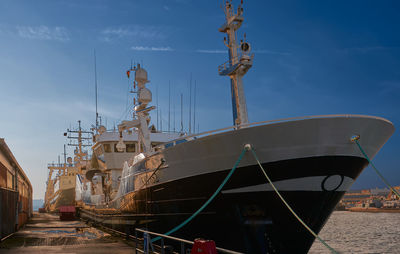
[101,25,166,42]
[339,46,395,54]
[196,49,226,54]
[16,26,70,41]
[131,46,174,52]
[195,49,290,55]
[253,49,290,55]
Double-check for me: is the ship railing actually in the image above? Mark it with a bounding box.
[134,228,243,254]
[155,114,391,151]
[47,163,75,168]
[217,53,254,75]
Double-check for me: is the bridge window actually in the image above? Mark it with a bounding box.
[126,143,135,153]
[103,144,112,153]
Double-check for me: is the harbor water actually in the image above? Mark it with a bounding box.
[309,211,400,253]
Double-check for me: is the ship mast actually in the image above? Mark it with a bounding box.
[118,64,154,155]
[66,120,92,168]
[218,0,253,127]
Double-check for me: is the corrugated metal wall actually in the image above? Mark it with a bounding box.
[18,195,30,229]
[0,188,18,239]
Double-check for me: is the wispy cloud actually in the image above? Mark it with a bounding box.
[195,49,290,55]
[101,25,166,42]
[164,5,170,11]
[131,46,174,52]
[196,49,226,54]
[16,26,70,41]
[339,46,398,54]
[379,80,400,96]
[253,49,291,55]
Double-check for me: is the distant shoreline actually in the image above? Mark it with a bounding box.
[347,207,400,213]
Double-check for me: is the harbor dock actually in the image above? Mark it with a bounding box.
[0,212,135,253]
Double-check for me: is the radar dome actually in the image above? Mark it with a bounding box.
[240,42,251,52]
[98,125,106,134]
[135,67,149,84]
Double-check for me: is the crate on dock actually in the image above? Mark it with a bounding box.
[59,206,75,220]
[191,239,217,254]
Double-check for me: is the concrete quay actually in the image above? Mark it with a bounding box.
[0,212,136,254]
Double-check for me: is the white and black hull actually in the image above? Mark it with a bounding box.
[111,115,394,253]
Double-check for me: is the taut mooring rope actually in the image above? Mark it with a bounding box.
[352,136,400,199]
[151,147,247,242]
[249,147,338,254]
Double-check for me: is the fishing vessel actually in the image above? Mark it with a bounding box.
[83,1,394,253]
[44,121,92,212]
[44,157,77,212]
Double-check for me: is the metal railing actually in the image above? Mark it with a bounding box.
[218,53,254,74]
[134,228,243,254]
[47,163,74,168]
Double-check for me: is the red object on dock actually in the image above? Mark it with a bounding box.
[59,206,76,220]
[191,239,217,254]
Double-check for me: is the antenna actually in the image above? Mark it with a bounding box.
[189,74,192,133]
[63,144,67,165]
[156,84,159,130]
[94,49,99,133]
[173,94,176,132]
[180,93,183,132]
[160,109,162,132]
[168,81,171,132]
[194,80,197,133]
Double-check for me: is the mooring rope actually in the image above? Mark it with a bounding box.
[151,147,247,243]
[249,147,338,254]
[352,136,400,199]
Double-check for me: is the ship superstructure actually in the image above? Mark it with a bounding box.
[86,65,181,205]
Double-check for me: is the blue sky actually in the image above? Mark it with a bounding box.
[0,0,399,199]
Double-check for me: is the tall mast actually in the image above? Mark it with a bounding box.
[173,98,176,132]
[168,81,171,132]
[118,64,155,155]
[66,120,92,173]
[193,80,197,133]
[218,0,253,127]
[180,93,183,132]
[78,120,82,155]
[156,84,159,130]
[63,144,67,166]
[189,74,192,133]
[94,50,99,133]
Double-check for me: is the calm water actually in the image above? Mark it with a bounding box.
[309,211,400,253]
